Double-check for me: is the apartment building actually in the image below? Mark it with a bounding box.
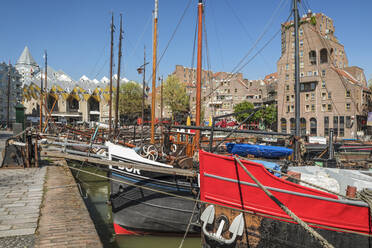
[172,65,273,122]
[0,62,23,125]
[277,11,370,139]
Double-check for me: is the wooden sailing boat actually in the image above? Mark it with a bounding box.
[198,1,372,247]
[108,0,203,235]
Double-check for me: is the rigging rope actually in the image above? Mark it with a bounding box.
[234,156,335,248]
[61,161,371,238]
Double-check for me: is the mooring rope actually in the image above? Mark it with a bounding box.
[178,191,200,248]
[63,163,371,238]
[234,156,335,248]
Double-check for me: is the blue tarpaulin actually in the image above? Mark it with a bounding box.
[226,143,293,159]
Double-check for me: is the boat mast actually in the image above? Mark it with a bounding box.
[40,68,43,132]
[7,62,11,129]
[195,0,203,149]
[151,0,158,144]
[115,14,123,134]
[293,0,301,160]
[44,50,47,131]
[109,13,114,138]
[140,46,147,146]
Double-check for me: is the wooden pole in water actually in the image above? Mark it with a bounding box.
[109,13,114,138]
[195,0,203,149]
[151,0,158,144]
[115,14,123,134]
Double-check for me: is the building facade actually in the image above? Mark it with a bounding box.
[15,46,118,125]
[0,63,23,125]
[171,65,274,122]
[277,12,370,139]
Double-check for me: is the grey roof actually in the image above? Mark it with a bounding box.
[16,46,38,67]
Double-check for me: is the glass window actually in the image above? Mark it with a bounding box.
[346,90,350,98]
[333,116,339,136]
[324,116,329,136]
[339,116,345,137]
[322,70,326,76]
[322,92,326,100]
[311,104,315,112]
[300,118,306,135]
[346,103,351,110]
[310,118,317,136]
[281,118,287,133]
[290,118,295,134]
[311,93,315,100]
[328,104,332,111]
[305,94,309,100]
[322,80,326,88]
[322,104,326,111]
[328,92,332,99]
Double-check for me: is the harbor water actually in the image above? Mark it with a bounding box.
[71,165,201,248]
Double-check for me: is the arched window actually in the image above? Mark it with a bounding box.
[88,97,100,112]
[310,118,317,136]
[290,118,296,134]
[300,118,306,136]
[309,50,316,65]
[67,95,79,112]
[320,48,328,64]
[280,118,287,133]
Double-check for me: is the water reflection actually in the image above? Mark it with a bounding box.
[71,166,200,248]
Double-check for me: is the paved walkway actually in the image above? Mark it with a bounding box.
[35,165,102,247]
[0,167,46,248]
[0,168,46,238]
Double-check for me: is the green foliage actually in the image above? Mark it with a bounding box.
[163,75,190,116]
[233,101,254,122]
[117,81,146,118]
[262,104,277,127]
[234,102,277,130]
[310,16,317,26]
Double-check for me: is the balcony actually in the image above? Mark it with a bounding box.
[300,75,319,83]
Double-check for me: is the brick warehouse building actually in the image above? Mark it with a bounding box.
[171,65,275,123]
[277,11,370,139]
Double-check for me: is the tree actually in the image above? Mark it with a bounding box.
[163,75,189,117]
[117,81,148,122]
[233,101,254,122]
[261,104,277,130]
[233,102,277,130]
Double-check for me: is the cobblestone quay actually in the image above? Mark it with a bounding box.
[0,167,45,247]
[35,165,102,247]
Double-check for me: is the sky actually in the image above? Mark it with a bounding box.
[1,0,371,85]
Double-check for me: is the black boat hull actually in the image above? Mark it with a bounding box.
[109,167,200,234]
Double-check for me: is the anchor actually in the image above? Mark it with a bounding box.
[200,205,245,246]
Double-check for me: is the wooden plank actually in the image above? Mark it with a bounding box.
[41,150,196,177]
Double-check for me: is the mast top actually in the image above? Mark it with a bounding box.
[154,0,158,19]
